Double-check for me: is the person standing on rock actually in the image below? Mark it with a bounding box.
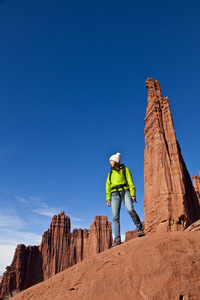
[106,152,145,247]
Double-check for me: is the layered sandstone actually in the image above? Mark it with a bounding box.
[0,245,43,299]
[192,172,200,205]
[12,230,200,300]
[69,216,112,266]
[0,213,112,300]
[144,78,200,233]
[40,212,71,280]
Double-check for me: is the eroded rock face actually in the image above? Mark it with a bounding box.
[39,211,71,280]
[144,78,200,233]
[192,172,200,205]
[0,245,43,299]
[86,215,113,255]
[0,213,112,300]
[69,215,112,266]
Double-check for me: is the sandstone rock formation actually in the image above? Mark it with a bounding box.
[69,215,112,266]
[144,78,200,233]
[0,213,112,300]
[39,212,71,280]
[0,245,43,299]
[192,171,200,204]
[12,230,200,300]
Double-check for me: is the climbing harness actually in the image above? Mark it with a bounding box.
[109,165,129,201]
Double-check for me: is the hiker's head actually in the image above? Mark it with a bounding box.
[109,152,121,164]
[109,160,115,168]
[109,152,121,168]
[110,160,120,170]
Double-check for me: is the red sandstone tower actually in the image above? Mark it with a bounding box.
[144,78,200,233]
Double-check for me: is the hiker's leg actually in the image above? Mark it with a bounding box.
[111,193,121,242]
[123,190,143,230]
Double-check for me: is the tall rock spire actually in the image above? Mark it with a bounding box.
[144,78,200,233]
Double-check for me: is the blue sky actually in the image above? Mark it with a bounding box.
[0,0,200,275]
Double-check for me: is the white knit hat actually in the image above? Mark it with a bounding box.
[109,152,121,163]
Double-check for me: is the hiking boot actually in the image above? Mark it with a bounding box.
[111,239,121,248]
[137,229,145,237]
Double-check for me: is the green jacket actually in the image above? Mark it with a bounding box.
[106,165,136,202]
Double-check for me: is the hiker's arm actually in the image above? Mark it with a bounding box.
[106,173,112,204]
[126,168,136,197]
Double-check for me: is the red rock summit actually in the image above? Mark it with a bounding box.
[0,213,112,300]
[144,78,200,233]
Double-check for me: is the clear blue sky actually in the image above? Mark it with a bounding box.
[0,0,200,275]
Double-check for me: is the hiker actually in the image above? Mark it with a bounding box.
[106,152,145,247]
